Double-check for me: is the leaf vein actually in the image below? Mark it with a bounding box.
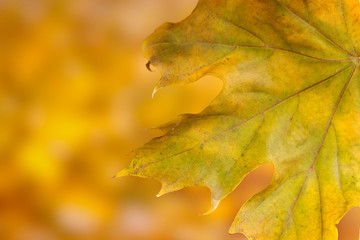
[277,66,356,239]
[146,42,352,62]
[275,0,355,57]
[139,64,353,170]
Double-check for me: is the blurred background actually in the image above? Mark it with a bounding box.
[0,0,359,239]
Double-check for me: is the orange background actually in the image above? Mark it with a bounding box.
[0,0,359,239]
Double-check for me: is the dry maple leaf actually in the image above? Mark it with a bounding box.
[118,0,360,239]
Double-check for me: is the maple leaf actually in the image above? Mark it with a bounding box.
[118,0,360,239]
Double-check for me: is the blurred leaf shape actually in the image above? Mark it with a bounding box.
[119,0,360,239]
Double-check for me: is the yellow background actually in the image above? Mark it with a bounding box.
[0,0,358,239]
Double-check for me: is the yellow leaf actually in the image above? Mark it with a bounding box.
[119,0,360,239]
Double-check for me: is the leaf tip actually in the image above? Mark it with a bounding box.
[114,168,130,178]
[156,182,184,197]
[146,61,153,72]
[200,198,221,216]
[155,184,170,197]
[152,86,159,99]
